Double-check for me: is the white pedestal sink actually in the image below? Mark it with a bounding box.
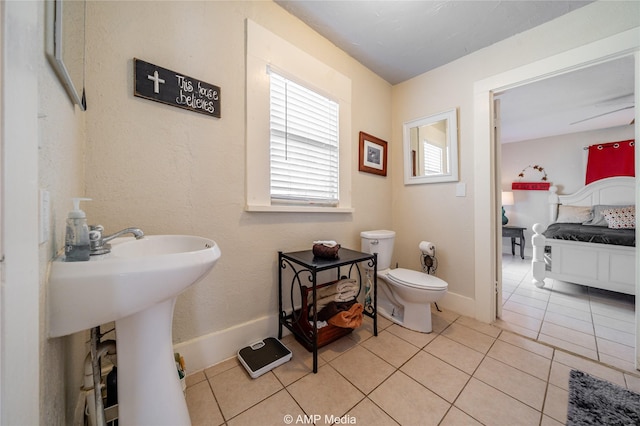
[48,235,221,425]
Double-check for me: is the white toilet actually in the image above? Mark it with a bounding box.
[361,230,448,333]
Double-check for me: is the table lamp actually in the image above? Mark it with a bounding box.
[502,191,514,225]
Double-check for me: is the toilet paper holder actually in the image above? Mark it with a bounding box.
[419,241,438,275]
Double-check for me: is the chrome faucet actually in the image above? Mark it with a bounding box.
[89,225,144,255]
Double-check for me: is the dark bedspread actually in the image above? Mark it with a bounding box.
[544,223,635,247]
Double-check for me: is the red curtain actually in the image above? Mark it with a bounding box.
[585,140,635,185]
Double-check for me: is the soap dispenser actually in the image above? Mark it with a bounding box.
[64,198,91,261]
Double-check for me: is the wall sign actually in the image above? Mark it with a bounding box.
[512,182,551,190]
[512,164,550,190]
[134,58,221,118]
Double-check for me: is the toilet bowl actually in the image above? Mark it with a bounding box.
[378,267,447,333]
[361,230,448,333]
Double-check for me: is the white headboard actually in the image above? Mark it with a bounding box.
[549,176,636,222]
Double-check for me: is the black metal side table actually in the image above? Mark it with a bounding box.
[278,248,377,373]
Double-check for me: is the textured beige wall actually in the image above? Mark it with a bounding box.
[83,1,392,344]
[37,0,88,422]
[391,1,640,301]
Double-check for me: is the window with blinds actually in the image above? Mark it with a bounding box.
[269,71,340,205]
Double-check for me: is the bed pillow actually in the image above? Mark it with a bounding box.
[582,204,630,226]
[556,205,593,223]
[602,206,635,229]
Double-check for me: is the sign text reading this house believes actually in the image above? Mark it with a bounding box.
[134,58,221,118]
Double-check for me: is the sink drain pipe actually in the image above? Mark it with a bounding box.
[83,327,116,426]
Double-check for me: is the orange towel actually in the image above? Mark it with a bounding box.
[328,303,363,329]
[317,300,357,322]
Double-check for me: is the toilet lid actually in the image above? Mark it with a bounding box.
[387,268,448,290]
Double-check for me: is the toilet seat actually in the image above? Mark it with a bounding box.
[386,268,447,291]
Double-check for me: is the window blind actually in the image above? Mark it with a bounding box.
[269,71,339,205]
[423,141,443,175]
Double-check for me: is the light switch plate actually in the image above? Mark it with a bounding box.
[456,182,466,197]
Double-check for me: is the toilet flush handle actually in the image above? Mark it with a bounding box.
[370,239,379,245]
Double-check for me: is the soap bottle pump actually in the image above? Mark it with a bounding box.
[64,198,91,261]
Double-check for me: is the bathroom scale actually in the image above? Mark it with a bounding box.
[237,337,292,379]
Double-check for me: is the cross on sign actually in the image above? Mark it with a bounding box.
[147,70,165,94]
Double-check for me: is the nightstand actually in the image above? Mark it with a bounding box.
[502,226,526,259]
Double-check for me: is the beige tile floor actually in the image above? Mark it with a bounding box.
[497,253,637,373]
[185,307,640,425]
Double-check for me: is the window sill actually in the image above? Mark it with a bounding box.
[245,204,354,214]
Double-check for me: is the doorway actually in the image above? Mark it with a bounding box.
[494,56,637,372]
[473,28,640,369]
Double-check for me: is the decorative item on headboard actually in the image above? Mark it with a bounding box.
[512,165,551,190]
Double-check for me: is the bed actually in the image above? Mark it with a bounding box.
[531,176,636,295]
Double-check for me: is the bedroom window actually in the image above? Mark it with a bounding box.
[269,70,339,206]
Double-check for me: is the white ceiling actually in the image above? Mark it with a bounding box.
[275,0,635,143]
[275,0,593,85]
[496,56,636,143]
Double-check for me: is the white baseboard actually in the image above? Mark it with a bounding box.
[173,314,282,374]
[438,291,475,319]
[174,291,477,374]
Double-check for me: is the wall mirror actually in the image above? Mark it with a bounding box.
[45,0,87,110]
[403,108,458,184]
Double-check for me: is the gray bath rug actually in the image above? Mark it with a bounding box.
[567,369,640,425]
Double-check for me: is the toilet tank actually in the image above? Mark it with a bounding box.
[360,230,395,270]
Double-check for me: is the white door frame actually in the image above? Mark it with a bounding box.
[473,29,640,348]
[635,51,640,370]
[493,98,503,320]
[1,1,41,423]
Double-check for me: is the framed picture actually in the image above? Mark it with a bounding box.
[358,131,388,176]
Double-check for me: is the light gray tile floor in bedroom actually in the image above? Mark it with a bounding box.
[185,302,640,426]
[497,253,637,373]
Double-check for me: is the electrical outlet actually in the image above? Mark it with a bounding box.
[40,189,50,244]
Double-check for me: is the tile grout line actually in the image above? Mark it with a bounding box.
[587,287,602,365]
[539,346,559,424]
